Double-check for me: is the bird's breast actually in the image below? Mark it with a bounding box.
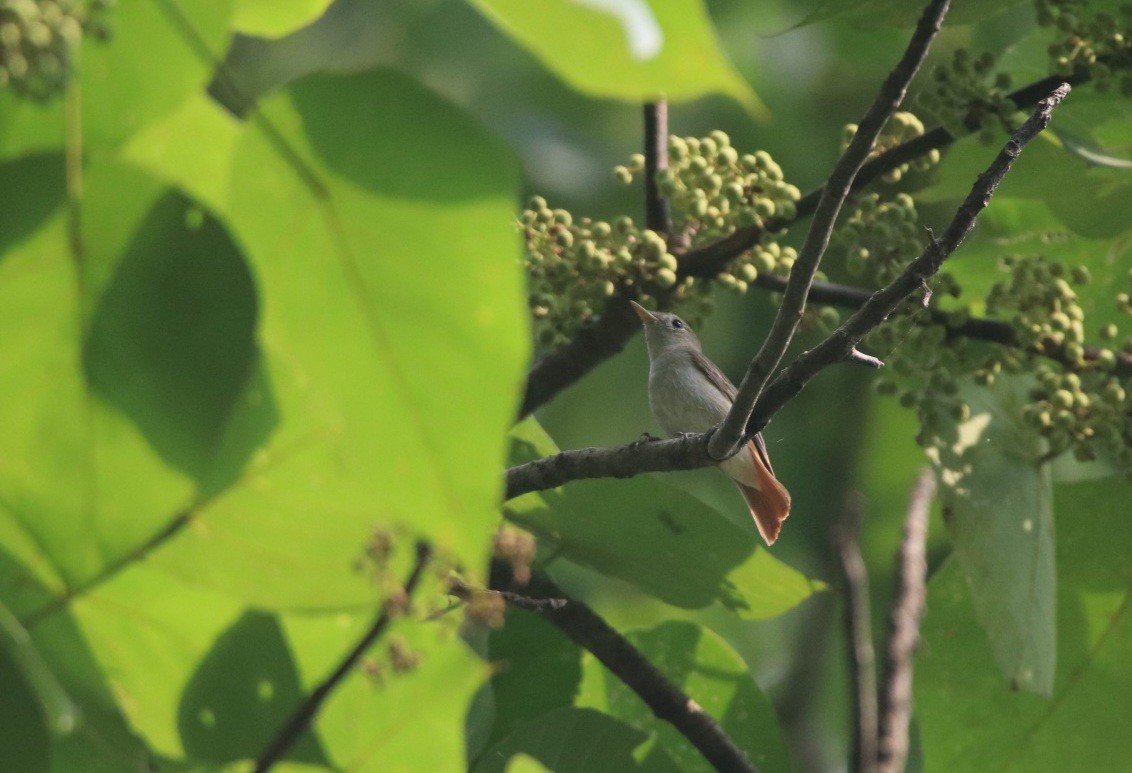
[647,352,731,436]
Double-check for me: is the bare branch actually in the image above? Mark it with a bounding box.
[493,565,759,773]
[877,469,935,773]
[448,576,567,613]
[644,100,673,238]
[506,434,712,501]
[747,84,1071,436]
[835,493,878,773]
[708,0,952,461]
[253,542,433,773]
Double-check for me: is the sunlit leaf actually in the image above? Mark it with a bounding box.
[231,0,333,38]
[467,0,763,114]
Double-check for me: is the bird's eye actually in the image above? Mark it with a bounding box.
[671,319,684,330]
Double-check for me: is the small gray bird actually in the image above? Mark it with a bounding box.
[631,301,791,545]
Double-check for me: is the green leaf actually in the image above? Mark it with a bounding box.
[231,0,334,38]
[0,0,235,158]
[120,68,528,605]
[279,612,489,771]
[467,609,583,763]
[916,477,1132,771]
[581,621,789,773]
[0,638,51,773]
[466,0,763,114]
[506,421,818,618]
[178,611,328,765]
[473,706,680,773]
[929,377,1056,696]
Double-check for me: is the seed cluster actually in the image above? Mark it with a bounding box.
[842,111,940,182]
[871,254,1132,471]
[921,50,1023,142]
[524,133,800,349]
[0,0,112,101]
[835,192,924,286]
[1038,0,1132,94]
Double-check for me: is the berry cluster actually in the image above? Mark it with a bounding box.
[920,50,1023,142]
[524,133,801,349]
[1037,0,1132,94]
[617,131,801,247]
[0,0,112,101]
[842,111,940,182]
[835,192,924,286]
[871,254,1132,472]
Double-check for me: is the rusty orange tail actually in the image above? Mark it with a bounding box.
[736,452,791,545]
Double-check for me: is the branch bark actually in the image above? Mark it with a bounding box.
[505,85,1069,500]
[253,542,432,772]
[877,469,935,773]
[835,493,879,773]
[492,565,759,773]
[708,0,951,461]
[746,83,1070,435]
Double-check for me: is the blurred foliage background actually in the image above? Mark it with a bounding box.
[1,0,1131,770]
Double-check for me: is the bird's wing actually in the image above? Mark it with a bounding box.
[687,349,776,474]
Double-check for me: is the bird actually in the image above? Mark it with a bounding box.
[630,300,791,545]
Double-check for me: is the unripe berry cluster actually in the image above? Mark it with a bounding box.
[871,254,1132,473]
[521,195,711,348]
[920,50,1023,142]
[1037,0,1132,95]
[616,131,801,246]
[834,192,924,285]
[0,0,112,101]
[841,112,940,182]
[524,133,804,349]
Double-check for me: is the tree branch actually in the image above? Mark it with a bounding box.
[492,565,758,773]
[505,85,1069,501]
[746,83,1071,435]
[751,271,1132,377]
[708,0,951,461]
[644,100,673,238]
[835,493,878,773]
[877,469,934,773]
[253,542,432,773]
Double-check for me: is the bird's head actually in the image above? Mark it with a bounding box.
[630,301,702,358]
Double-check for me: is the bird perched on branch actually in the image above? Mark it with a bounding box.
[631,301,791,544]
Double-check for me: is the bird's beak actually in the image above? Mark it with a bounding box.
[630,300,658,325]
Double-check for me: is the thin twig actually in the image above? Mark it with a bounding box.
[747,84,1070,435]
[493,565,758,773]
[504,85,1069,500]
[877,469,935,773]
[708,0,951,461]
[448,576,567,612]
[644,100,673,238]
[835,493,878,773]
[253,542,433,772]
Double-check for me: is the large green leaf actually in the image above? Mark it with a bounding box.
[120,68,528,604]
[506,420,819,618]
[466,0,762,112]
[916,477,1132,771]
[579,621,789,773]
[929,377,1056,696]
[231,0,334,38]
[0,0,235,158]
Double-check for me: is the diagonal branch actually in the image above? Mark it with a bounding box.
[746,83,1070,435]
[492,565,759,773]
[835,493,879,773]
[505,85,1070,500]
[877,469,935,773]
[644,100,673,238]
[253,542,432,772]
[708,0,952,461]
